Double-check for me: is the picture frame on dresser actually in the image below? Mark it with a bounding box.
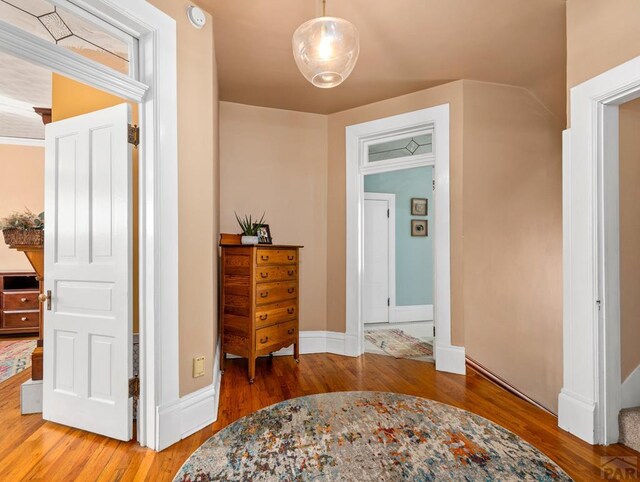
[219,235,302,383]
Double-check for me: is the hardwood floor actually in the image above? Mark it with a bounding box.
[0,353,638,481]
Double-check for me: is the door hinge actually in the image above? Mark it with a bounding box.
[432,180,435,191]
[387,297,390,306]
[129,377,139,398]
[596,300,602,311]
[128,124,140,147]
[387,208,390,218]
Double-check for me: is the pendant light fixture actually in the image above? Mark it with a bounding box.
[292,0,360,88]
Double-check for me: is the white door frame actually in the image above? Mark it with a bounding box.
[560,55,640,445]
[0,0,179,451]
[363,192,396,324]
[346,104,465,374]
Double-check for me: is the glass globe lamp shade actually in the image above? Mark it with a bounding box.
[292,16,360,88]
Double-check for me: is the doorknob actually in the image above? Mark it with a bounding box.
[39,290,52,311]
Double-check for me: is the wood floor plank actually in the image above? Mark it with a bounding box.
[0,353,639,481]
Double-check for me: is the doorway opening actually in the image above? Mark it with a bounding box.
[346,104,464,374]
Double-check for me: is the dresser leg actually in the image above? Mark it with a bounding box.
[248,356,256,383]
[294,342,299,363]
[220,350,226,375]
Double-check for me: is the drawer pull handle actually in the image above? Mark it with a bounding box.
[287,255,294,261]
[287,288,295,294]
[260,336,269,344]
[21,297,28,303]
[287,308,295,314]
[260,314,268,321]
[261,255,269,261]
[287,328,295,335]
[287,270,294,276]
[260,292,269,298]
[21,316,28,322]
[260,273,268,278]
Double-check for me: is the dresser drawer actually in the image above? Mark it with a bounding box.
[255,320,297,353]
[256,249,297,266]
[2,290,39,310]
[255,300,297,328]
[255,265,298,283]
[256,281,297,305]
[3,310,39,329]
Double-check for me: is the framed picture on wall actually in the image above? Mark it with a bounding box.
[256,224,272,244]
[411,198,428,216]
[411,219,428,237]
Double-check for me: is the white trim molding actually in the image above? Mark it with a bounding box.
[393,304,433,323]
[0,136,44,147]
[157,340,222,449]
[346,104,464,374]
[561,53,640,445]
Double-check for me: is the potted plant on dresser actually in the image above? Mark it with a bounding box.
[1,209,44,247]
[235,212,266,245]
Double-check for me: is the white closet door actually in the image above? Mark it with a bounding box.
[363,194,394,324]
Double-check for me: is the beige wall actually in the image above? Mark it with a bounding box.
[150,0,219,396]
[567,0,640,121]
[0,144,44,271]
[327,81,466,343]
[461,80,563,413]
[219,102,328,331]
[619,99,640,381]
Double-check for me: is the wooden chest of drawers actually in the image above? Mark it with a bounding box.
[0,272,40,336]
[220,244,302,383]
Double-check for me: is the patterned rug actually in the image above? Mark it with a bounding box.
[174,391,572,481]
[365,329,433,359]
[0,340,36,383]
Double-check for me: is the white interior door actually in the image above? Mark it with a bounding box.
[43,103,133,441]
[363,193,395,324]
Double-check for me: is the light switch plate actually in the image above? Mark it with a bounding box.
[193,356,205,378]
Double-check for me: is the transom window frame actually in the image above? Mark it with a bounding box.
[362,126,435,175]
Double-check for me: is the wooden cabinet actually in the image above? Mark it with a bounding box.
[220,244,302,383]
[0,272,40,336]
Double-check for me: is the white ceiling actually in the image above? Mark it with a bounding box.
[199,0,567,118]
[0,51,52,140]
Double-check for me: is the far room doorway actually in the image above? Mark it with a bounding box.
[346,104,462,374]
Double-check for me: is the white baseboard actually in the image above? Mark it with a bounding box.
[622,364,640,409]
[21,378,43,414]
[435,344,466,375]
[229,331,359,359]
[392,304,433,323]
[157,340,222,451]
[558,388,596,444]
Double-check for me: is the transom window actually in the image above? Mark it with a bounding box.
[0,0,136,76]
[368,133,433,163]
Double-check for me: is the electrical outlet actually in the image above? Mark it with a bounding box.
[193,356,205,378]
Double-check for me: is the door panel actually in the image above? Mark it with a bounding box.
[43,103,133,442]
[363,197,390,324]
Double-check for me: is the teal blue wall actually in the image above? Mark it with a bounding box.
[364,166,433,306]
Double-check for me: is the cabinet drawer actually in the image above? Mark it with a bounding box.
[255,300,297,328]
[3,291,39,310]
[256,281,297,305]
[255,265,297,283]
[3,310,39,329]
[256,249,297,266]
[255,320,297,352]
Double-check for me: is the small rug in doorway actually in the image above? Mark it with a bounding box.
[173,391,572,481]
[0,340,36,383]
[365,328,433,359]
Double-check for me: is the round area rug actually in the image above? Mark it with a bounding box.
[174,391,572,481]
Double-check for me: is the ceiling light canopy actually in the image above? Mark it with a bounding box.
[292,0,359,89]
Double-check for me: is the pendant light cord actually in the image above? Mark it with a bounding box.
[322,0,326,16]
